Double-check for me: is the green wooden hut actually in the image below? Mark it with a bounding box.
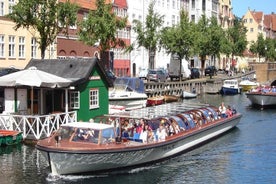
[26,58,113,121]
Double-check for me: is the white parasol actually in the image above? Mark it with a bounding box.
[0,66,72,114]
[0,66,71,88]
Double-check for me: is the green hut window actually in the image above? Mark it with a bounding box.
[69,91,80,109]
[89,88,99,109]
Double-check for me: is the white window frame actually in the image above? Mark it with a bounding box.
[0,1,4,16]
[89,88,99,109]
[18,36,25,58]
[8,35,15,58]
[8,0,15,14]
[31,37,37,58]
[0,35,4,57]
[70,91,80,109]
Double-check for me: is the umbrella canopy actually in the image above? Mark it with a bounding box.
[0,66,71,88]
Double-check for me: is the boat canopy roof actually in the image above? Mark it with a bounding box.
[61,122,113,130]
[113,77,145,93]
[106,102,212,120]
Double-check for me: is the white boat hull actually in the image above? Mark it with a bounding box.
[40,117,241,175]
[246,92,276,106]
[183,91,197,99]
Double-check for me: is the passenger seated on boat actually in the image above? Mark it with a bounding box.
[226,105,233,118]
[136,119,145,134]
[272,86,276,92]
[156,124,167,141]
[82,129,94,141]
[219,102,227,118]
[172,121,181,134]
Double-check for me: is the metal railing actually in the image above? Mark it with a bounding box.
[0,111,77,140]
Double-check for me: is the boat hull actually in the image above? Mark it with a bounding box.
[0,130,23,146]
[37,116,241,175]
[221,87,242,95]
[246,92,276,107]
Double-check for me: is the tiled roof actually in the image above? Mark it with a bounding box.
[250,11,263,24]
[113,0,128,9]
[59,0,112,10]
[264,14,276,31]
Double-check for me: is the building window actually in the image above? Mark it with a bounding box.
[250,18,253,23]
[31,38,37,58]
[18,36,25,58]
[0,35,4,57]
[0,1,4,16]
[192,0,195,9]
[9,0,15,14]
[250,28,254,32]
[8,35,15,58]
[89,88,99,109]
[70,91,80,109]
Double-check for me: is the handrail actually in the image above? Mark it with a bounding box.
[0,111,77,140]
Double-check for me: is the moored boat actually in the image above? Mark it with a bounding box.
[164,95,179,103]
[146,96,164,106]
[183,91,197,99]
[220,79,242,95]
[239,80,259,92]
[0,130,23,146]
[109,77,148,109]
[36,102,242,175]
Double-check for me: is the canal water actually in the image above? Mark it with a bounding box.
[1,93,276,184]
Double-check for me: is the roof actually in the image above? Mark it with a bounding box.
[250,11,263,24]
[264,14,276,31]
[25,58,113,87]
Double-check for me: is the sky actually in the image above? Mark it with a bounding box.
[232,0,276,18]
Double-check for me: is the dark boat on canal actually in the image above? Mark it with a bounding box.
[36,102,242,175]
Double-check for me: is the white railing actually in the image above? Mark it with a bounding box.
[0,111,77,140]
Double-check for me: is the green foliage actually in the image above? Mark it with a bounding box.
[7,0,79,59]
[160,10,194,60]
[225,17,247,58]
[131,2,164,69]
[78,0,127,53]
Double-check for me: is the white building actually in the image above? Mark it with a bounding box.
[127,0,220,75]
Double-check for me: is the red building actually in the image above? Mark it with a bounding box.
[57,0,131,77]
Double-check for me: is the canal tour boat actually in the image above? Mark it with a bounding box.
[36,102,242,175]
[246,86,276,107]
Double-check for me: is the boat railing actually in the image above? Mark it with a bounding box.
[0,111,77,140]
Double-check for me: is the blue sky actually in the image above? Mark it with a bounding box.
[232,0,276,18]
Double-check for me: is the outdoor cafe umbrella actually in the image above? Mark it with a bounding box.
[0,66,72,114]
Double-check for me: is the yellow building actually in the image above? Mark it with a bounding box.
[219,0,234,29]
[242,9,266,47]
[0,0,55,70]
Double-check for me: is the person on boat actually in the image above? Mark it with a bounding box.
[219,102,227,118]
[156,123,167,141]
[272,86,276,93]
[82,129,94,141]
[136,119,145,134]
[225,106,232,118]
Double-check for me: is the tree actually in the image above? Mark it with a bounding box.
[160,10,195,80]
[7,0,79,59]
[265,38,276,62]
[131,2,164,69]
[194,14,212,73]
[78,0,127,55]
[208,17,224,67]
[226,17,247,64]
